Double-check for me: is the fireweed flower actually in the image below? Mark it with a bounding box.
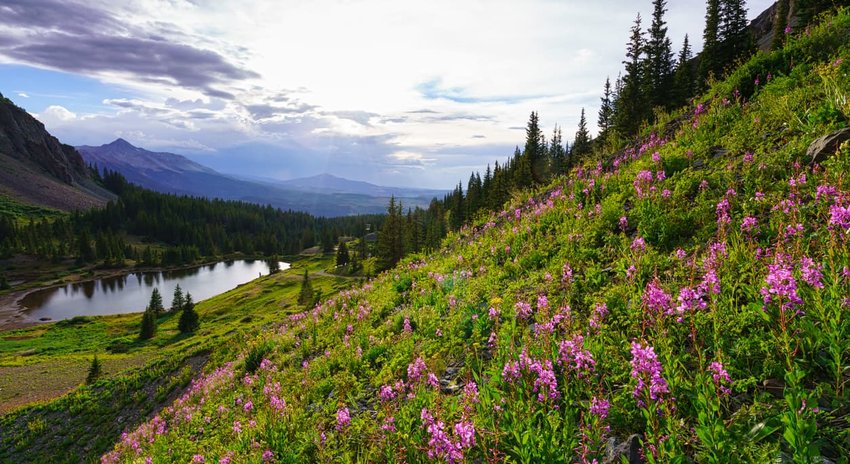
[760,255,804,312]
[515,301,533,320]
[830,204,850,231]
[631,236,646,251]
[708,361,732,396]
[619,216,629,231]
[643,279,673,317]
[799,257,824,288]
[336,407,351,431]
[589,397,610,419]
[630,342,670,405]
[558,335,596,375]
[407,357,428,385]
[741,216,758,234]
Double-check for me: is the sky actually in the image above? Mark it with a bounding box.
[0,0,775,188]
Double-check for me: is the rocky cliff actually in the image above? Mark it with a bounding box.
[0,93,114,211]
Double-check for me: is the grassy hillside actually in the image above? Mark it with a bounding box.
[8,8,850,464]
[0,254,358,462]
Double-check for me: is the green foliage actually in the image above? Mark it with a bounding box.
[178,293,199,334]
[138,309,157,340]
[146,288,164,315]
[170,284,185,313]
[85,355,102,385]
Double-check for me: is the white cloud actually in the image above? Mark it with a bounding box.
[16,92,29,98]
[38,105,77,122]
[6,0,777,188]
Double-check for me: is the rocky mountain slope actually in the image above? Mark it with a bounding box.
[0,94,113,211]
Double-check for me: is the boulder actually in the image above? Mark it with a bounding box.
[807,128,850,164]
[604,434,642,464]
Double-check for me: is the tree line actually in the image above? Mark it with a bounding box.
[0,169,384,267]
[370,0,848,271]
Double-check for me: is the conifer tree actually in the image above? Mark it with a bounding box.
[178,293,199,333]
[267,255,281,274]
[614,14,647,137]
[376,196,404,271]
[521,112,544,184]
[147,288,164,315]
[597,77,614,143]
[771,0,791,50]
[645,0,675,110]
[672,35,695,107]
[548,126,566,176]
[336,241,350,267]
[139,308,157,340]
[571,108,593,164]
[0,271,9,290]
[297,270,315,306]
[171,284,185,313]
[720,0,751,66]
[699,0,721,89]
[86,355,102,385]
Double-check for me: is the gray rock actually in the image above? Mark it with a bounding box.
[807,128,850,164]
[604,434,642,464]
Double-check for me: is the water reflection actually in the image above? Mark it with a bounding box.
[21,260,289,321]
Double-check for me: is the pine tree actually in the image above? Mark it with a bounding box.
[771,0,791,50]
[720,0,751,66]
[86,355,102,385]
[645,0,675,111]
[171,284,185,313]
[571,108,592,164]
[336,241,350,267]
[548,126,566,176]
[297,270,315,306]
[139,308,157,340]
[178,293,199,333]
[522,112,545,184]
[267,255,281,274]
[597,77,615,143]
[614,14,647,137]
[147,288,164,315]
[699,0,721,89]
[376,196,405,271]
[672,35,695,108]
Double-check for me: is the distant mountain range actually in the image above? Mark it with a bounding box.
[76,139,444,216]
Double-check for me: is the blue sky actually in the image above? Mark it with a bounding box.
[0,0,775,188]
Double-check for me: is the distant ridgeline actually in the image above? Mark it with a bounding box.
[0,170,384,266]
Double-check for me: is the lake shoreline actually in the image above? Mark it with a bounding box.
[0,257,288,332]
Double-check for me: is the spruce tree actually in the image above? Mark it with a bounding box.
[771,0,791,50]
[614,14,647,137]
[720,0,751,66]
[297,270,315,306]
[139,308,157,340]
[267,256,281,274]
[376,196,404,271]
[548,126,566,176]
[672,35,695,108]
[699,0,721,89]
[86,355,102,385]
[521,112,544,184]
[147,288,164,315]
[645,0,675,111]
[597,77,614,143]
[571,108,592,164]
[171,284,185,313]
[178,293,199,333]
[336,241,350,267]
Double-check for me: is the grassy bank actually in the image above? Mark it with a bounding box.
[0,252,359,462]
